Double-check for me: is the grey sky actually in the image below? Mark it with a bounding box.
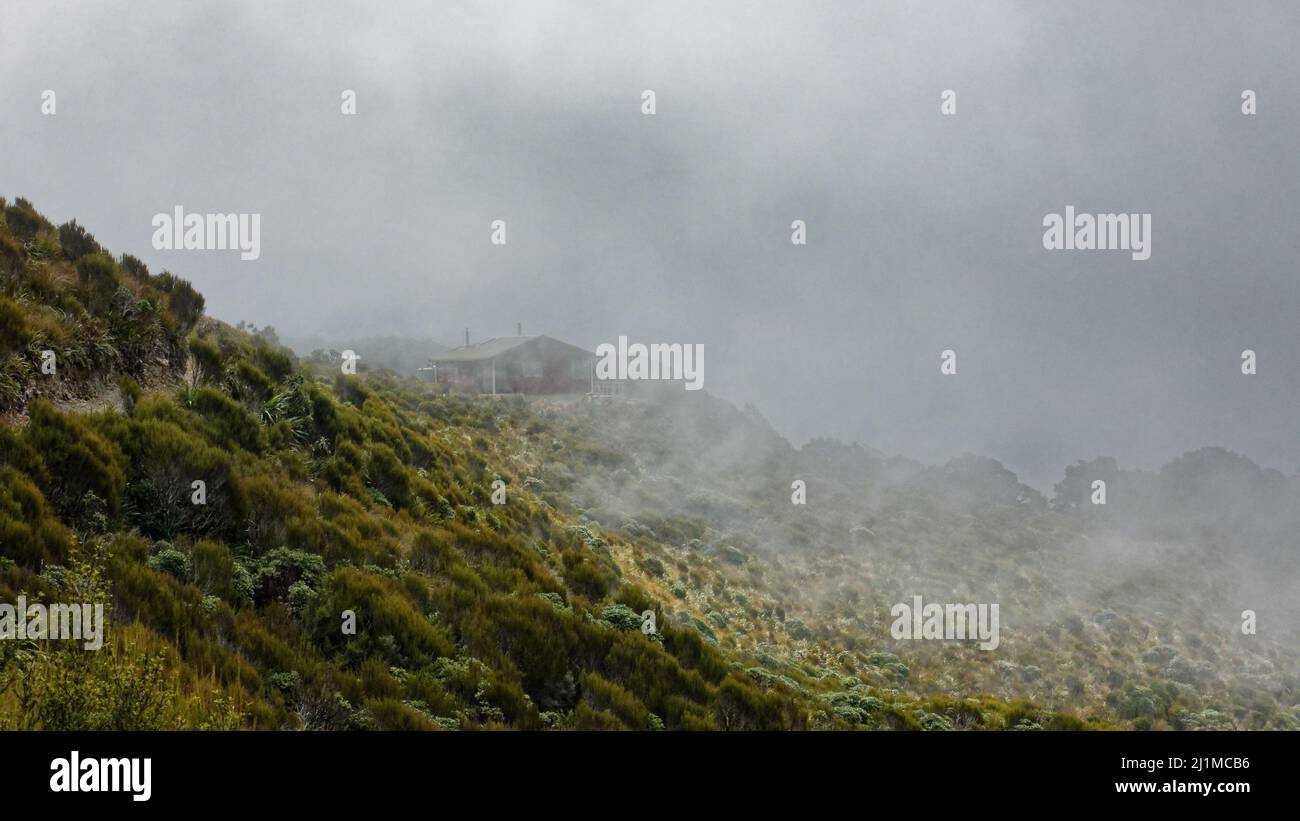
[4,0,1298,488]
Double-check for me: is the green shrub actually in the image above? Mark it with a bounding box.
[22,402,125,522]
[147,543,193,582]
[599,604,644,631]
[0,465,74,566]
[58,220,102,261]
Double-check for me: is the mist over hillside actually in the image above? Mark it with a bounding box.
[3,199,1299,733]
[5,1,1300,492]
[8,6,1300,812]
[283,336,448,376]
[547,390,1300,727]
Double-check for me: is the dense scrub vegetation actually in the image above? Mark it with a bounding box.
[0,202,827,729]
[536,392,1300,730]
[3,201,1295,731]
[0,198,202,415]
[0,355,808,727]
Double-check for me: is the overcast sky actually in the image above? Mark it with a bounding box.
[4,0,1298,488]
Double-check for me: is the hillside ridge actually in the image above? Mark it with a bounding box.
[3,200,1298,731]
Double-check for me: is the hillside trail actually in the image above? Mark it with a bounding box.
[0,353,194,428]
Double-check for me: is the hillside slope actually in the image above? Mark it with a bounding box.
[541,394,1300,729]
[2,200,1296,731]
